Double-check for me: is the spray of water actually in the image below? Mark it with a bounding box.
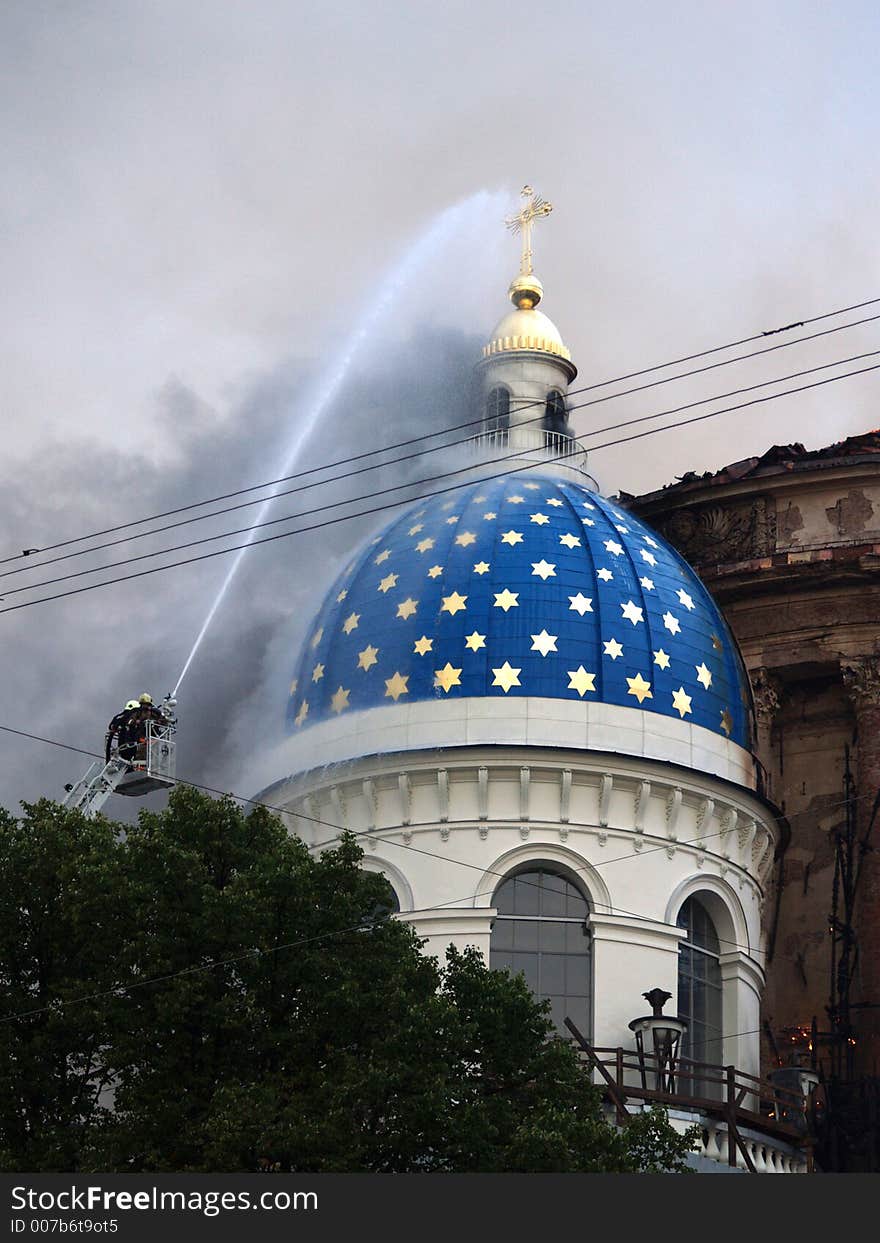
[171,190,502,696]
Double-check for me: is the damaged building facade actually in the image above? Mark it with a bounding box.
[625,431,880,1167]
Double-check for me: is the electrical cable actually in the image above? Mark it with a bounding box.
[0,719,871,971]
[4,340,880,588]
[4,295,879,570]
[2,355,879,616]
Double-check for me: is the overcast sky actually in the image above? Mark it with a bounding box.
[2,1,879,811]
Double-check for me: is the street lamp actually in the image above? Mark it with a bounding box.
[628,988,688,1094]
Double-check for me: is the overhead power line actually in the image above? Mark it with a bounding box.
[1,355,879,616]
[4,336,880,589]
[4,295,879,571]
[3,715,869,1012]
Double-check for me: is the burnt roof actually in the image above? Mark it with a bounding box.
[627,429,880,499]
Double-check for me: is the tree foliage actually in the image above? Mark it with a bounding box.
[0,789,697,1172]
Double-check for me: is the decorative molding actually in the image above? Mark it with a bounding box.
[634,780,651,833]
[361,778,377,832]
[666,787,683,842]
[841,654,880,710]
[695,797,714,847]
[751,667,782,725]
[599,773,613,828]
[329,785,346,830]
[436,769,449,823]
[559,769,572,824]
[519,766,531,822]
[477,766,489,821]
[398,772,412,827]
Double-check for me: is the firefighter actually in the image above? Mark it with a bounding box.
[106,700,139,763]
[130,693,167,764]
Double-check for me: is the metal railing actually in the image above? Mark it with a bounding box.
[565,1019,814,1172]
[468,427,587,460]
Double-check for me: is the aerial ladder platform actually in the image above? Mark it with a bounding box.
[62,696,178,819]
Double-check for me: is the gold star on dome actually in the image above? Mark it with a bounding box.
[615,523,629,534]
[445,515,459,525]
[501,530,524,545]
[559,533,581,549]
[620,600,644,626]
[455,531,477,547]
[330,686,350,714]
[582,517,595,528]
[720,708,734,736]
[530,512,550,525]
[408,523,424,536]
[662,611,681,635]
[644,536,659,549]
[473,495,487,502]
[397,598,418,620]
[523,482,540,490]
[653,649,671,670]
[483,511,497,520]
[434,662,462,693]
[677,588,695,610]
[310,627,323,649]
[375,549,391,565]
[604,539,624,557]
[568,592,593,615]
[546,497,564,507]
[414,538,434,554]
[493,589,519,612]
[378,574,398,593]
[441,501,455,510]
[492,661,522,693]
[342,612,360,635]
[603,638,624,660]
[626,672,653,704]
[508,495,525,504]
[530,630,557,657]
[311,663,325,683]
[582,502,595,511]
[596,568,613,582]
[473,561,490,575]
[531,559,556,580]
[336,589,348,603]
[294,699,309,727]
[441,591,467,615]
[357,645,379,671]
[384,671,409,702]
[639,576,654,591]
[641,549,657,567]
[671,687,692,718]
[711,633,723,652]
[567,666,597,697]
[695,662,713,689]
[413,635,433,655]
[427,564,443,578]
[465,630,486,651]
[289,678,298,695]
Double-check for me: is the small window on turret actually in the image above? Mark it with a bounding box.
[486,386,510,434]
[543,390,568,437]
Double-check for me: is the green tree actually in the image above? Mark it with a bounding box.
[0,789,697,1173]
[0,800,131,1170]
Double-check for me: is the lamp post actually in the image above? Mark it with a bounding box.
[628,988,688,1094]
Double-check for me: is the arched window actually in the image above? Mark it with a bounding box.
[490,867,591,1035]
[677,896,723,1093]
[486,386,510,434]
[542,389,568,437]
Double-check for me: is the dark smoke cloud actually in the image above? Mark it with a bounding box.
[0,326,479,820]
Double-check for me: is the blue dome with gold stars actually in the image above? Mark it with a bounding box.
[286,472,752,749]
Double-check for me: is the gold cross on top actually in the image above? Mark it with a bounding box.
[505,185,553,276]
